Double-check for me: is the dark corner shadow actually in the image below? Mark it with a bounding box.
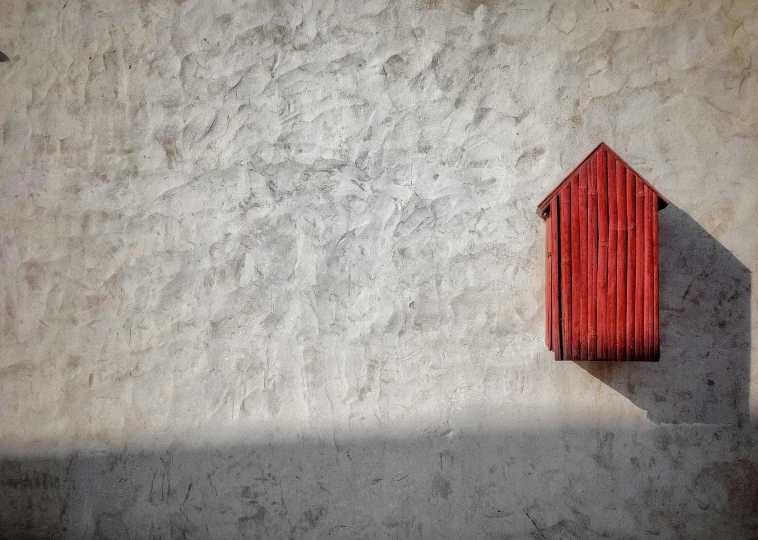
[574,204,751,425]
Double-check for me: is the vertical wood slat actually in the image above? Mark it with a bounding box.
[644,189,654,360]
[560,185,573,360]
[635,177,646,360]
[625,169,636,360]
[615,160,627,361]
[653,194,660,360]
[587,155,598,360]
[571,175,581,360]
[546,212,552,349]
[579,164,589,360]
[607,156,618,359]
[596,149,608,360]
[551,198,561,360]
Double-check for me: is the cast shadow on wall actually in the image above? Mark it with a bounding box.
[3,431,758,539]
[575,204,751,425]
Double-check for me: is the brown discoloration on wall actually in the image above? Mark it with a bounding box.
[431,472,452,499]
[23,261,43,291]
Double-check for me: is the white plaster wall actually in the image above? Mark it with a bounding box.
[0,0,756,538]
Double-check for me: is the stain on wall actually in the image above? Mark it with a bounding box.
[0,0,756,538]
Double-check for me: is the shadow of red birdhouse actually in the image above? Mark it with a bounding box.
[538,143,669,361]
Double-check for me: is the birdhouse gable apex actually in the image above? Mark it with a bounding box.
[537,142,669,218]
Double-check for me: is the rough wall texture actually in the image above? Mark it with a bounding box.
[1,0,757,538]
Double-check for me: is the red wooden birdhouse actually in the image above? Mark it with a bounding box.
[538,142,669,361]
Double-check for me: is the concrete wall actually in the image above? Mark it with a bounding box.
[1,0,756,538]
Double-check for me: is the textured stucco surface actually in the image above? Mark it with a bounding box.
[1,0,757,538]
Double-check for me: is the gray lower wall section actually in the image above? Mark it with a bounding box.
[3,428,757,540]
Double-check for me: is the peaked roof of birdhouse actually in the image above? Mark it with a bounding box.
[537,142,669,219]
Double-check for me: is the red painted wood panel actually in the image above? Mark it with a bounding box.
[635,176,645,360]
[571,175,581,360]
[579,164,588,360]
[644,189,654,360]
[551,198,561,360]
[607,155,618,359]
[545,212,552,349]
[596,148,608,360]
[625,169,636,360]
[615,160,627,361]
[587,155,598,360]
[539,143,666,361]
[653,194,660,360]
[560,186,573,359]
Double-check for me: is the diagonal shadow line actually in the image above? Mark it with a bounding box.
[574,204,751,425]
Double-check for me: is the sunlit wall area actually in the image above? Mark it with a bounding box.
[0,0,756,538]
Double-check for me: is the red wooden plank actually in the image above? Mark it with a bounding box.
[551,198,561,360]
[616,160,627,361]
[596,149,608,360]
[570,175,581,360]
[653,194,660,360]
[546,212,552,349]
[635,177,645,360]
[625,169,636,360]
[607,156,618,360]
[560,185,573,360]
[587,155,598,360]
[644,189,654,360]
[579,163,589,361]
